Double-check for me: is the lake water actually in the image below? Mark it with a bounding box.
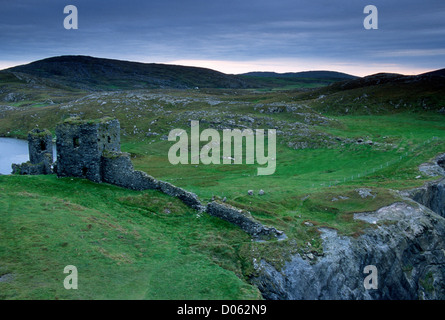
[0,137,56,175]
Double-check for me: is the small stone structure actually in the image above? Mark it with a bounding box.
[12,117,283,239]
[12,128,53,175]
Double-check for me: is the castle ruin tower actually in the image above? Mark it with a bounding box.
[55,117,120,183]
[11,128,53,175]
[28,128,53,165]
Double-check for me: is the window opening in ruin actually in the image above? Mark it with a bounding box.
[82,167,88,176]
[107,136,111,143]
[40,140,46,151]
[73,137,80,148]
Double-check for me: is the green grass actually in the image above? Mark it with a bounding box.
[0,175,261,300]
[1,73,445,299]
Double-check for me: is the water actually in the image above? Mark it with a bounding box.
[0,137,56,175]
[0,138,29,175]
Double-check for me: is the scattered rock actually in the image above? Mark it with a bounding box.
[356,188,375,199]
[248,190,254,196]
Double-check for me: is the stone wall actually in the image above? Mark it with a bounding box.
[159,180,205,212]
[12,117,283,240]
[206,201,284,240]
[101,151,159,191]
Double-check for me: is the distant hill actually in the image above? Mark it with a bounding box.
[301,70,445,114]
[240,70,358,80]
[420,68,445,78]
[239,70,359,90]
[3,55,255,91]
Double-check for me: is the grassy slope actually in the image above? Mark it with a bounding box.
[0,175,261,300]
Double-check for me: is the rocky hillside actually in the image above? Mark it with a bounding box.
[3,56,256,91]
[301,71,445,114]
[252,155,445,300]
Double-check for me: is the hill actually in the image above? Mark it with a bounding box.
[3,55,255,91]
[297,71,445,115]
[241,70,358,80]
[239,70,358,90]
[420,68,445,78]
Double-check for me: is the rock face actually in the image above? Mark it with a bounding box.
[404,179,445,218]
[252,153,445,300]
[252,202,445,300]
[12,128,53,175]
[403,154,445,218]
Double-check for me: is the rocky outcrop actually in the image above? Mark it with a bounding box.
[403,179,445,217]
[418,153,445,177]
[206,201,285,240]
[252,201,445,300]
[402,154,445,217]
[252,152,445,300]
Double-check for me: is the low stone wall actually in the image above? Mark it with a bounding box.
[158,180,205,212]
[101,151,204,211]
[12,156,52,175]
[206,201,284,240]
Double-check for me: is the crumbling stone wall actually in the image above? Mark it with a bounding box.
[101,151,159,190]
[12,128,53,175]
[206,201,284,240]
[12,117,284,239]
[158,180,204,211]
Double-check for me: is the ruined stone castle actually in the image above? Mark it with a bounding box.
[12,117,283,240]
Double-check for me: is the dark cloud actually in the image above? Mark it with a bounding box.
[0,0,444,75]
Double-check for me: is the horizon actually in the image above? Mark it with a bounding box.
[1,1,444,77]
[0,54,441,78]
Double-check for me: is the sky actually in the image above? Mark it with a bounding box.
[0,0,444,76]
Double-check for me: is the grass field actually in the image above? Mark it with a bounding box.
[1,72,444,299]
[0,175,262,299]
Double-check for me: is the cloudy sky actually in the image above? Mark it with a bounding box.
[0,0,444,76]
